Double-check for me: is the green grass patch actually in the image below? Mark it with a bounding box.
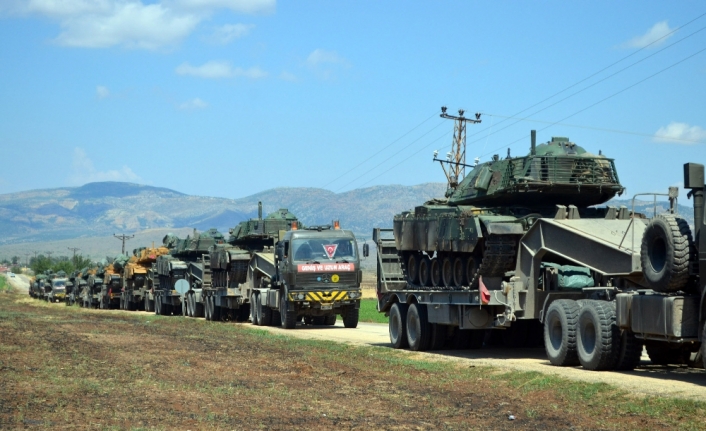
[358,298,387,323]
[0,275,10,293]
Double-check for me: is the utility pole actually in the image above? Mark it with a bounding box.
[67,247,80,264]
[24,252,31,268]
[114,233,134,255]
[434,106,482,189]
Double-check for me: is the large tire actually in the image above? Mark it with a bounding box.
[406,303,431,351]
[182,297,188,317]
[281,296,297,329]
[257,294,272,326]
[250,293,259,325]
[204,296,212,321]
[614,330,643,371]
[406,254,420,285]
[389,303,408,349]
[640,214,693,293]
[342,307,359,329]
[577,300,620,371]
[544,299,580,366]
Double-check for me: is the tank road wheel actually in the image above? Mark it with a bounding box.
[250,293,259,325]
[441,256,454,288]
[418,256,432,287]
[389,303,409,349]
[342,307,359,328]
[324,314,337,326]
[577,301,620,371]
[257,294,272,326]
[429,258,441,287]
[465,256,480,288]
[406,303,431,351]
[452,256,465,287]
[406,254,421,285]
[281,296,297,329]
[544,299,580,366]
[640,214,693,293]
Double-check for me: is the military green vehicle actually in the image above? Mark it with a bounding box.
[184,204,299,321]
[81,264,105,308]
[29,274,47,298]
[153,229,224,316]
[66,270,87,306]
[46,271,68,303]
[99,255,128,309]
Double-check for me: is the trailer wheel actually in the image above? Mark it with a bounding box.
[544,299,580,366]
[257,294,272,326]
[389,303,409,349]
[406,303,431,351]
[406,254,420,285]
[182,297,188,317]
[577,300,620,371]
[614,330,643,371]
[281,296,297,329]
[441,256,454,288]
[204,295,212,321]
[640,214,693,293]
[154,298,160,315]
[250,293,259,325]
[701,323,706,369]
[342,307,359,329]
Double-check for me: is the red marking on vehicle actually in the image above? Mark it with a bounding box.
[297,263,355,272]
[323,244,338,259]
[479,276,490,305]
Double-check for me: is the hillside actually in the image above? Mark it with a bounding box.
[0,181,447,246]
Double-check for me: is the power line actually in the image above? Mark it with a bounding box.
[483,113,706,145]
[114,233,134,255]
[323,110,441,188]
[481,45,706,157]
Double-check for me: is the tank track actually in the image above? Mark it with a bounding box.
[404,235,518,291]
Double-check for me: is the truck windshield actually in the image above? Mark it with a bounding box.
[291,238,357,262]
[53,281,66,287]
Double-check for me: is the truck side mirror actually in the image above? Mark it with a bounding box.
[363,243,369,258]
[275,247,284,261]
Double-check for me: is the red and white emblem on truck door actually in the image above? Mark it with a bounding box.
[323,244,338,259]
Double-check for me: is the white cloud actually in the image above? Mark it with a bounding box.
[178,97,208,109]
[622,21,675,49]
[2,0,274,50]
[69,147,142,185]
[279,71,296,82]
[306,49,349,67]
[175,61,267,79]
[209,23,254,44]
[654,122,706,144]
[96,85,110,99]
[172,0,275,14]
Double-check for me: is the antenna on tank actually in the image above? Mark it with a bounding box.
[434,106,482,189]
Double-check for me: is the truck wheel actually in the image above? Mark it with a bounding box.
[204,296,211,321]
[418,256,432,287]
[577,300,620,371]
[281,296,297,329]
[250,293,259,325]
[406,303,431,351]
[406,254,420,285]
[645,340,687,365]
[429,324,447,350]
[324,314,337,326]
[614,330,643,371]
[389,303,409,349]
[441,256,454,288]
[544,299,580,366]
[640,214,693,293]
[154,299,161,316]
[342,307,359,329]
[257,294,272,326]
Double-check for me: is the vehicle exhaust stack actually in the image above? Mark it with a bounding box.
[258,201,262,220]
[684,163,705,240]
[531,130,536,156]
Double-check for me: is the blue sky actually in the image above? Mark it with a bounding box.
[1,1,704,204]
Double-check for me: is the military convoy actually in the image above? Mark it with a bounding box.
[21,118,706,372]
[374,112,706,370]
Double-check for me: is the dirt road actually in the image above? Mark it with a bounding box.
[251,320,706,401]
[3,273,29,292]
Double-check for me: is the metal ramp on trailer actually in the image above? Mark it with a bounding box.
[372,228,407,299]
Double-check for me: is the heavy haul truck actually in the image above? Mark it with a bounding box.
[120,246,169,311]
[374,120,705,370]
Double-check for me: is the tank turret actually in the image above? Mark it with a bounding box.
[448,134,623,207]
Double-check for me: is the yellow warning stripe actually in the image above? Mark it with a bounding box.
[289,290,350,303]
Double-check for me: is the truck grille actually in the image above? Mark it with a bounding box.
[296,272,357,286]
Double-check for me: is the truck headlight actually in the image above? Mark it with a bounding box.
[348,292,361,299]
[296,293,306,300]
